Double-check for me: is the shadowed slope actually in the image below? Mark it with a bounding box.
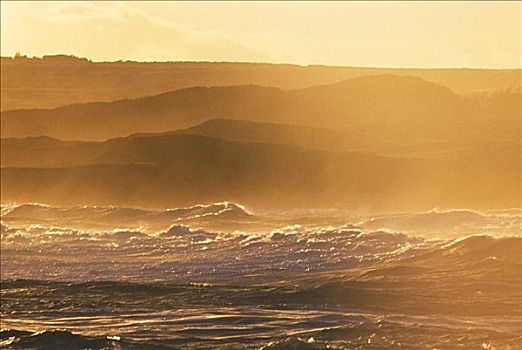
[180,119,368,152]
[1,129,519,209]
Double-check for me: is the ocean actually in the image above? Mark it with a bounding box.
[1,202,521,349]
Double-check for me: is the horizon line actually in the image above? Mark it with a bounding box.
[3,53,521,71]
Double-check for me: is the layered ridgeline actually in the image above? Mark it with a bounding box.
[1,73,519,209]
[1,54,520,110]
[1,118,520,209]
[2,75,520,141]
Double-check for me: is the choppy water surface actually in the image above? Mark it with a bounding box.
[1,203,521,349]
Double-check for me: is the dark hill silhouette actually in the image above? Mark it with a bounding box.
[177,118,522,158]
[2,75,519,142]
[180,119,368,152]
[4,118,519,167]
[2,55,520,110]
[1,136,100,168]
[1,129,519,210]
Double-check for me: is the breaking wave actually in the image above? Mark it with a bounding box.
[1,202,521,349]
[1,201,253,233]
[0,219,437,282]
[361,208,521,237]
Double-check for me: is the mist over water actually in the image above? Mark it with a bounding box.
[1,1,521,346]
[1,202,521,349]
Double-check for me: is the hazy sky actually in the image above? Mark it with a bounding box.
[1,1,521,68]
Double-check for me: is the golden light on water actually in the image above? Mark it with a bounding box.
[1,2,521,349]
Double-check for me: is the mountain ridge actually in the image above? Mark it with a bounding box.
[3,74,518,142]
[2,54,521,110]
[1,124,519,210]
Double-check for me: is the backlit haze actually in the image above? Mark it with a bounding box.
[1,1,521,68]
[1,2,522,349]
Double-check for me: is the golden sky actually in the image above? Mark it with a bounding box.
[1,1,521,68]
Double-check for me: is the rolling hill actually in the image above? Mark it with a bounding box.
[2,74,519,142]
[2,55,520,111]
[1,125,519,210]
